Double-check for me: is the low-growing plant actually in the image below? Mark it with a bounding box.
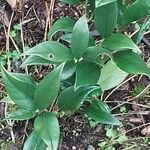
[98,127,128,150]
[1,0,150,149]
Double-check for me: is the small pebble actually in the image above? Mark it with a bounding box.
[72,146,76,150]
[87,145,95,150]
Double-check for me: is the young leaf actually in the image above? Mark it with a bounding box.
[61,61,76,80]
[60,33,95,47]
[75,61,101,88]
[23,131,47,150]
[34,63,64,110]
[24,41,73,62]
[6,109,36,120]
[116,135,128,144]
[94,2,118,37]
[133,17,150,44]
[71,15,89,59]
[121,0,150,26]
[95,0,116,8]
[98,60,128,91]
[84,100,121,125]
[21,55,52,67]
[48,17,75,40]
[83,46,112,62]
[34,112,60,150]
[57,85,100,112]
[106,128,117,138]
[113,50,150,77]
[102,33,141,53]
[1,66,37,110]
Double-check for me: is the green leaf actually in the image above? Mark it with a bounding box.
[71,15,89,59]
[34,63,64,110]
[83,46,112,62]
[133,17,150,44]
[60,33,95,47]
[105,147,116,150]
[0,96,15,104]
[75,61,101,88]
[61,61,76,80]
[95,0,116,8]
[24,41,73,62]
[102,33,141,53]
[84,100,121,125]
[23,131,47,150]
[62,0,80,4]
[88,36,95,47]
[121,0,150,26]
[106,128,117,138]
[48,17,75,40]
[89,0,95,11]
[98,60,128,91]
[34,112,60,150]
[60,33,72,43]
[94,2,118,37]
[116,135,128,144]
[6,109,36,120]
[1,66,37,110]
[21,55,52,67]
[57,85,100,112]
[113,50,150,77]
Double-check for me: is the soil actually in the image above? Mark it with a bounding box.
[0,0,150,150]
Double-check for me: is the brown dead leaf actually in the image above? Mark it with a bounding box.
[6,0,28,10]
[0,8,9,27]
[6,0,16,9]
[129,118,143,123]
[141,125,150,136]
[147,58,150,69]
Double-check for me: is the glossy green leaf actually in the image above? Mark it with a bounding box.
[6,109,36,120]
[83,46,112,62]
[57,85,100,112]
[84,100,121,125]
[121,0,150,26]
[61,61,76,80]
[113,50,150,77]
[71,15,89,59]
[95,0,116,8]
[1,66,37,110]
[34,112,60,150]
[48,17,75,40]
[94,2,118,37]
[102,33,141,53]
[98,60,128,91]
[23,131,47,150]
[61,33,95,47]
[34,63,64,110]
[75,61,101,88]
[24,41,73,62]
[21,55,52,67]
